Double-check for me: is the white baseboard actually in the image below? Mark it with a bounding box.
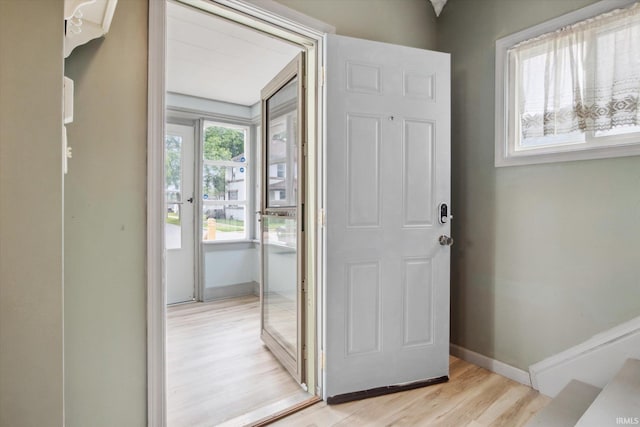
[529,315,640,398]
[450,344,531,387]
[203,281,259,301]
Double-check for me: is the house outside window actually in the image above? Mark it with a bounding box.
[495,0,640,166]
[202,121,249,241]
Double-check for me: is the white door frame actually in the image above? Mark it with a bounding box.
[147,1,333,425]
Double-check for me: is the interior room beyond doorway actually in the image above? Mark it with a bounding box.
[164,0,310,424]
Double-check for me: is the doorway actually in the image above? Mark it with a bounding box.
[165,123,196,305]
[151,1,452,425]
[159,0,323,425]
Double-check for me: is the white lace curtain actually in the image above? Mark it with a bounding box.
[509,2,640,138]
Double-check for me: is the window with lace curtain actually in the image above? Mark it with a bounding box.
[495,0,640,166]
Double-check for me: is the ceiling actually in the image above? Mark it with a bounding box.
[166,1,301,106]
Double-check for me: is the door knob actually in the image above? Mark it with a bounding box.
[439,235,454,246]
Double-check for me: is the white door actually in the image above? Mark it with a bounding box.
[165,123,196,305]
[260,54,306,384]
[324,34,451,402]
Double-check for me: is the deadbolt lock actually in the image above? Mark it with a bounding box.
[438,202,453,224]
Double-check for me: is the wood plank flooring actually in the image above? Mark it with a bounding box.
[168,296,550,427]
[272,356,550,427]
[167,295,310,427]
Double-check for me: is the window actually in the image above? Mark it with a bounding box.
[165,134,182,249]
[496,0,640,166]
[202,121,249,241]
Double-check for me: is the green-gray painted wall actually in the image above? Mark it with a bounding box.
[0,1,64,425]
[438,0,640,370]
[277,0,438,50]
[64,0,148,425]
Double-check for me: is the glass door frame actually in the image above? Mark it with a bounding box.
[260,52,306,385]
[164,122,197,305]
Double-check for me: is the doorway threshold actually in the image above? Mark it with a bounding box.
[218,395,321,427]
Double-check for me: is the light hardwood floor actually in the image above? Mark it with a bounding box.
[272,356,550,427]
[167,295,310,427]
[168,296,549,427]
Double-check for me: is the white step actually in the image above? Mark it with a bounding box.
[575,358,640,427]
[525,380,601,427]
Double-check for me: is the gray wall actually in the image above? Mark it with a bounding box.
[438,0,640,370]
[64,0,148,425]
[276,0,438,50]
[203,245,259,292]
[0,1,64,425]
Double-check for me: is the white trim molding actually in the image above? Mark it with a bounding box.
[450,344,532,387]
[529,316,640,398]
[240,0,336,35]
[147,0,167,425]
[202,282,259,301]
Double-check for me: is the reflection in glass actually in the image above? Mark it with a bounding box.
[266,76,298,208]
[263,215,297,357]
[165,135,182,250]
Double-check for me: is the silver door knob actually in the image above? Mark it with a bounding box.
[439,235,454,246]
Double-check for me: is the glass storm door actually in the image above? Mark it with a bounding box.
[260,53,305,384]
[165,123,196,305]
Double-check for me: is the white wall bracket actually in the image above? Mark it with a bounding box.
[64,0,118,58]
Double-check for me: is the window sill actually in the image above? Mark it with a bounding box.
[201,240,257,251]
[496,142,640,167]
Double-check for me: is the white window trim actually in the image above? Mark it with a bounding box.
[495,0,640,167]
[201,120,251,243]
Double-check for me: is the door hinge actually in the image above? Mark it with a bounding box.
[320,351,325,369]
[319,209,326,227]
[303,140,308,157]
[303,345,308,360]
[301,278,306,293]
[320,66,326,87]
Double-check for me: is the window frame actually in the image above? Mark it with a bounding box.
[201,120,251,243]
[495,0,640,167]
